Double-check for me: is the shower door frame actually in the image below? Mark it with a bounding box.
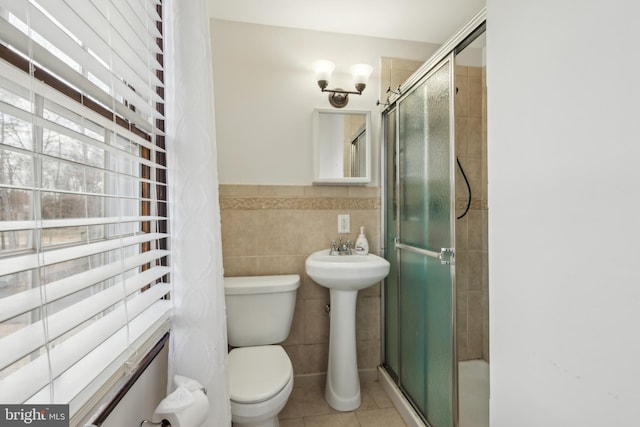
[383,53,458,427]
[380,9,486,427]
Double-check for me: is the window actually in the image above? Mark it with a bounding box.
[0,0,169,422]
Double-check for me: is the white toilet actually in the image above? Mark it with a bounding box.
[224,274,300,427]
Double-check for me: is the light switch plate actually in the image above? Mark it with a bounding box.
[338,214,350,233]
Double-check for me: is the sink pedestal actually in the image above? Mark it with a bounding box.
[325,288,361,411]
[304,249,390,412]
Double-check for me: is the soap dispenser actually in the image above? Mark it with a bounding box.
[354,226,369,255]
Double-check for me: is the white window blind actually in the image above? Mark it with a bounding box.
[0,0,170,420]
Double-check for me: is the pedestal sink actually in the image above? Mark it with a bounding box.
[305,249,390,411]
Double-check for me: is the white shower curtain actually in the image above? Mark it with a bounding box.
[164,1,231,426]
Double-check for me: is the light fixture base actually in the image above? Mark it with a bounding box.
[328,89,349,108]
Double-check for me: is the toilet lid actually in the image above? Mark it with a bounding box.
[228,345,292,404]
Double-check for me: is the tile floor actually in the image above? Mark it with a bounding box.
[279,379,407,427]
[280,361,490,427]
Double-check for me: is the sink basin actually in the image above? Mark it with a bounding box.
[305,249,390,291]
[305,248,390,411]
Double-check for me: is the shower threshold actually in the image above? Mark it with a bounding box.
[377,361,489,427]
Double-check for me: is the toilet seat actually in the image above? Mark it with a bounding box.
[228,345,292,404]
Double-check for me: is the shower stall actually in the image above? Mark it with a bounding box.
[380,10,487,427]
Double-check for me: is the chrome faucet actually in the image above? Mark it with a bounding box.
[330,238,352,255]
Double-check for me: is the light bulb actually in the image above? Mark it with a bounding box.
[350,64,373,85]
[313,60,335,82]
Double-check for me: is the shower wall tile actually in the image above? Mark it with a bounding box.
[482,251,489,291]
[380,57,424,105]
[455,74,469,117]
[468,75,483,118]
[380,57,392,98]
[220,184,382,378]
[456,251,468,293]
[468,211,484,250]
[455,116,468,157]
[482,288,490,359]
[468,251,484,293]
[467,292,484,359]
[467,118,483,159]
[465,158,483,203]
[391,58,425,72]
[468,65,482,76]
[455,214,468,250]
[390,70,415,94]
[482,210,489,252]
[456,99,469,120]
[455,65,489,363]
[481,65,489,362]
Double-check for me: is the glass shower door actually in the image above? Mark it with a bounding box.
[383,106,399,376]
[395,55,456,427]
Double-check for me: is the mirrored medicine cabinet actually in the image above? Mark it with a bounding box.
[312,109,371,185]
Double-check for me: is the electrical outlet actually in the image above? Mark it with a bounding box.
[338,214,350,233]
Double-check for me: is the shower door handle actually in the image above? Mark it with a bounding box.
[394,239,455,265]
[439,248,455,265]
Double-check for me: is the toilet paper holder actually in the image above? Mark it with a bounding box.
[139,420,171,427]
[140,384,207,427]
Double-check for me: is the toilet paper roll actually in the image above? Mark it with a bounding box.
[153,387,209,427]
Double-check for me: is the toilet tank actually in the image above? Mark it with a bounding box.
[224,274,300,347]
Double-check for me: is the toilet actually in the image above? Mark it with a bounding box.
[224,274,300,427]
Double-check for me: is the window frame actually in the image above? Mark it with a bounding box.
[0,1,169,421]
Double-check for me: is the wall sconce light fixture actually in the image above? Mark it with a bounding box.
[313,60,373,108]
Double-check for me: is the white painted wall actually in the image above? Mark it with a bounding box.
[210,20,439,185]
[487,1,640,425]
[101,346,168,427]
